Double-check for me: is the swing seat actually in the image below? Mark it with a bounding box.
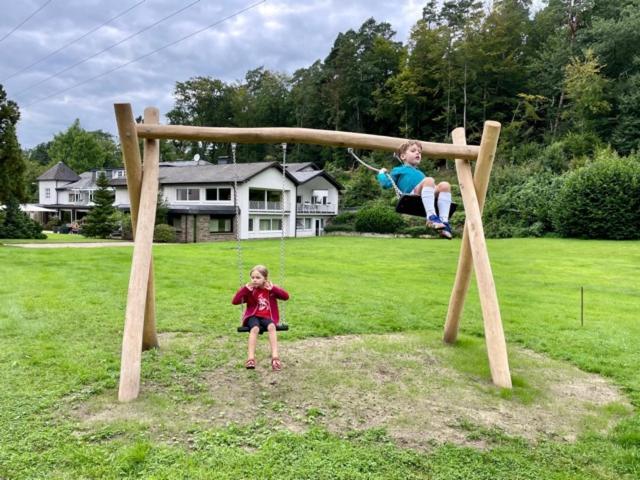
[237,324,289,333]
[395,194,457,219]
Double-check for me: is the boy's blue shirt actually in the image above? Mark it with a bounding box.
[376,164,425,194]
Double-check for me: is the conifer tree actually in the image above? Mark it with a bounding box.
[81,172,117,238]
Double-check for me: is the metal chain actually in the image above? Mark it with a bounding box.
[279,143,287,323]
[232,143,244,323]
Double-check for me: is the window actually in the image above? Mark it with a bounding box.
[259,218,282,231]
[305,218,311,229]
[248,218,254,231]
[205,187,232,201]
[68,192,80,202]
[209,216,232,233]
[219,188,231,200]
[177,188,200,201]
[45,188,50,199]
[112,170,126,179]
[312,189,328,204]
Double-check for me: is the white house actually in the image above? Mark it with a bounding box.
[36,160,342,242]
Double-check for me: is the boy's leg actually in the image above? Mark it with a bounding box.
[415,178,444,229]
[436,182,453,239]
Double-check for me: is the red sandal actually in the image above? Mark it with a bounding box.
[245,358,256,369]
[271,357,282,371]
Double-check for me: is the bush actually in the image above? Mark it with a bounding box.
[44,217,61,231]
[483,167,561,238]
[354,205,405,234]
[153,224,176,243]
[552,157,640,239]
[324,223,355,233]
[398,225,430,237]
[0,198,46,239]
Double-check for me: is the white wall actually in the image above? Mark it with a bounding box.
[39,180,63,205]
[297,176,339,207]
[238,168,296,240]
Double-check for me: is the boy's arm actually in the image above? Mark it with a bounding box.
[376,169,392,189]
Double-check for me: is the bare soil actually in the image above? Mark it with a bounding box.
[74,333,632,450]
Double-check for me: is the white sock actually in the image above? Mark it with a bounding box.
[437,191,452,223]
[420,186,436,218]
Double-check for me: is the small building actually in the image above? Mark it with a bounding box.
[35,159,341,242]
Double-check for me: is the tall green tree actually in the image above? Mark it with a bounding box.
[48,120,120,174]
[80,172,117,238]
[0,84,27,203]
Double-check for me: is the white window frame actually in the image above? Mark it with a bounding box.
[258,217,282,232]
[45,188,51,199]
[208,216,232,233]
[176,188,200,201]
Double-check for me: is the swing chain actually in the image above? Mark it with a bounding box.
[231,143,244,322]
[280,142,287,323]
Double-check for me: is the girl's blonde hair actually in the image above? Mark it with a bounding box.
[397,140,422,157]
[250,264,269,279]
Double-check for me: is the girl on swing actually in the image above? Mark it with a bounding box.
[232,265,289,371]
[377,140,453,239]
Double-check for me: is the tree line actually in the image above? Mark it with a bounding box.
[2,0,640,238]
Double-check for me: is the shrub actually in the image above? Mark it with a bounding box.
[483,167,561,238]
[44,217,61,231]
[153,224,176,243]
[354,205,405,233]
[329,211,357,225]
[399,225,430,237]
[0,198,46,239]
[324,223,355,233]
[552,157,640,239]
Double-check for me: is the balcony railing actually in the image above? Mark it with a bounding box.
[296,203,336,214]
[249,200,286,211]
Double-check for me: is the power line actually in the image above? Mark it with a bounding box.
[0,0,53,44]
[13,0,203,98]
[24,0,266,108]
[2,1,147,83]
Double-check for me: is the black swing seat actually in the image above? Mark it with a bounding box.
[237,324,289,333]
[395,194,457,219]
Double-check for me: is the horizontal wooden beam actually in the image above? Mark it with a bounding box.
[135,124,480,160]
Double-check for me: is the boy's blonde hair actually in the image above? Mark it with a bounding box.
[250,264,269,278]
[397,140,422,157]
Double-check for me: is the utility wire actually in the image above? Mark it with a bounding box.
[14,0,202,97]
[2,0,147,83]
[0,0,53,44]
[24,0,266,108]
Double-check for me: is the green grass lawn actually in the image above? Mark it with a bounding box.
[1,237,639,479]
[1,232,125,243]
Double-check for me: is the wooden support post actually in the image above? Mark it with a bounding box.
[444,121,501,343]
[114,104,159,351]
[450,126,511,389]
[117,106,160,402]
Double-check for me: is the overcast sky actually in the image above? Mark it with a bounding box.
[2,1,544,149]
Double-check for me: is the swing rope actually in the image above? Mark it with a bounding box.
[347,148,403,199]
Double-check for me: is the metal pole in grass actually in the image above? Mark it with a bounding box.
[581,286,584,327]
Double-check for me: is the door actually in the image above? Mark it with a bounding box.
[314,219,321,236]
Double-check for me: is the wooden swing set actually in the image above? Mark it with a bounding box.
[114,103,511,402]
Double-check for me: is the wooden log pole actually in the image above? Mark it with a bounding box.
[117,107,160,402]
[451,126,511,389]
[136,124,480,161]
[444,121,501,343]
[114,104,159,351]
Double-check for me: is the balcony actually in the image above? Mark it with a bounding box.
[296,203,336,214]
[249,200,289,211]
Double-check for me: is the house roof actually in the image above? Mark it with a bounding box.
[37,162,81,182]
[285,162,318,172]
[110,162,298,187]
[289,170,343,190]
[63,172,95,190]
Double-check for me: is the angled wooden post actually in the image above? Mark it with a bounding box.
[114,104,159,351]
[449,125,511,389]
[444,121,501,343]
[117,106,160,401]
